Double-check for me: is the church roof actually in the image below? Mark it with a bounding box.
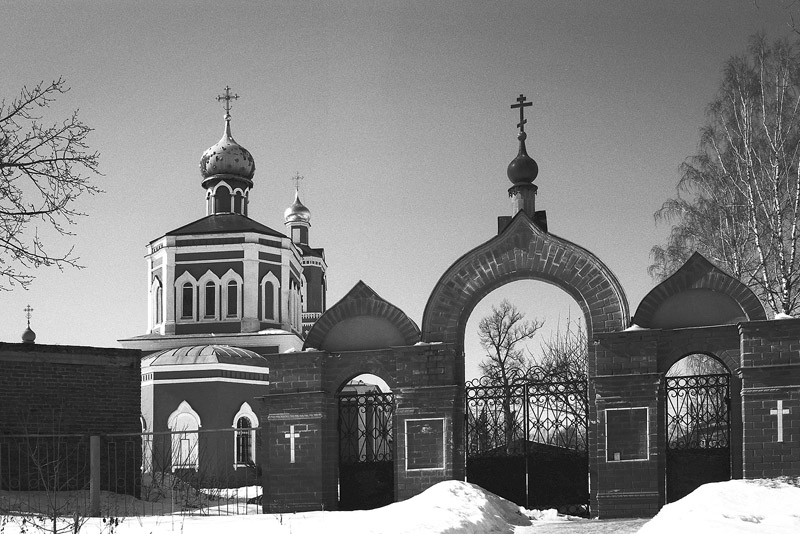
[143,345,269,367]
[165,213,285,238]
[298,243,325,259]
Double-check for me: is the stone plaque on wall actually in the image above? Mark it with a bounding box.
[405,418,445,470]
[605,407,649,461]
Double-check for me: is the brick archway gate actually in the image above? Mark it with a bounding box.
[421,211,630,512]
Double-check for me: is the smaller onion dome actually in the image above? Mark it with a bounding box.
[284,189,311,225]
[506,131,538,185]
[22,325,36,344]
[200,115,255,183]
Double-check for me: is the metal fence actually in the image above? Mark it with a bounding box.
[0,428,262,519]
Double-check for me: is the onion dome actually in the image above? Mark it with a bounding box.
[200,114,256,186]
[507,131,538,185]
[284,189,311,225]
[21,325,36,344]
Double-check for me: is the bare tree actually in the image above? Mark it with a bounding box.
[650,35,800,315]
[477,299,543,449]
[0,78,101,290]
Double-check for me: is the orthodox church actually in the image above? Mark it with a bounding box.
[119,88,327,484]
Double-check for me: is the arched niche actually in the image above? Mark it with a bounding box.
[421,212,630,351]
[633,252,766,329]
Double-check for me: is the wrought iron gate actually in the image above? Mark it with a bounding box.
[665,373,731,502]
[337,391,394,510]
[465,368,588,514]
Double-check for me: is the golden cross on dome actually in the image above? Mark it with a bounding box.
[217,86,239,116]
[24,304,33,326]
[291,172,304,191]
[511,94,533,133]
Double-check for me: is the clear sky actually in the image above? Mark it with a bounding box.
[0,1,794,375]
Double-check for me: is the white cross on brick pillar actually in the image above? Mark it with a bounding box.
[770,400,791,443]
[284,425,301,463]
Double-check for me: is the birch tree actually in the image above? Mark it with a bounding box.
[650,35,800,315]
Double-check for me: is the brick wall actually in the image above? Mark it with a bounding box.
[0,342,142,494]
[0,342,141,435]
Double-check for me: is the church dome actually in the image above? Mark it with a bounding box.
[507,131,538,185]
[21,326,36,344]
[284,189,311,225]
[144,345,268,368]
[200,116,255,184]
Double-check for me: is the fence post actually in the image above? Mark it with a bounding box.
[89,435,101,517]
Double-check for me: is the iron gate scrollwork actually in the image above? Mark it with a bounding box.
[338,391,394,510]
[465,367,588,514]
[665,373,731,502]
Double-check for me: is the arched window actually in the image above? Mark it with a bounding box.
[261,272,279,321]
[221,269,243,320]
[181,283,194,319]
[215,186,231,213]
[175,272,198,322]
[155,284,163,324]
[227,280,238,318]
[198,271,221,321]
[233,402,259,468]
[234,191,243,214]
[205,281,216,318]
[168,401,201,471]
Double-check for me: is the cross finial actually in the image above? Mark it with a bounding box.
[510,94,533,133]
[217,85,240,117]
[24,305,33,327]
[291,172,304,192]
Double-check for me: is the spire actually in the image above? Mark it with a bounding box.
[22,304,36,344]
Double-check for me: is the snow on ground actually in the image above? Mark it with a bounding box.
[2,478,799,534]
[638,478,800,534]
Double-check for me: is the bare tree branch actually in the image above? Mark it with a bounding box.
[0,78,102,290]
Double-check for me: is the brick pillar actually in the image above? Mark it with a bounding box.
[393,344,463,502]
[592,331,662,519]
[739,319,800,478]
[258,351,338,512]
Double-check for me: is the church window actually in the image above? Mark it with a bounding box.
[205,281,216,318]
[226,280,238,318]
[233,402,259,468]
[261,272,279,321]
[215,186,231,213]
[168,401,201,471]
[155,284,163,324]
[181,283,194,319]
[234,191,243,214]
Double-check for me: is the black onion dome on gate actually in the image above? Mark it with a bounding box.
[200,115,256,187]
[506,131,538,185]
[143,345,268,368]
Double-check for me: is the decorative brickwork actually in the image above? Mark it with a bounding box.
[421,211,629,347]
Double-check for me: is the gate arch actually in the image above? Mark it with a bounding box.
[421,212,630,349]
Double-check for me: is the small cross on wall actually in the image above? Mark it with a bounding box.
[770,400,791,443]
[284,425,301,463]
